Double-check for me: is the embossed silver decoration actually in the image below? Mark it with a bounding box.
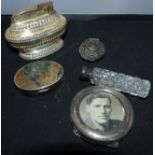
[71,86,134,146]
[5,1,67,60]
[81,66,151,98]
[79,38,105,62]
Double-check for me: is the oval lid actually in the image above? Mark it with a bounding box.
[14,60,64,92]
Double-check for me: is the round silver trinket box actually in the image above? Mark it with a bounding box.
[14,60,64,93]
[79,38,105,62]
[5,1,67,60]
[71,86,134,146]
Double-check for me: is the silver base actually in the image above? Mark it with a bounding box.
[19,38,63,60]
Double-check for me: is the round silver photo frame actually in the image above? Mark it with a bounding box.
[71,86,134,146]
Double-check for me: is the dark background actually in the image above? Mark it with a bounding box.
[2,15,153,155]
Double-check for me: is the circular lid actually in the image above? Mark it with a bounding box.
[71,86,134,145]
[14,60,64,92]
[79,38,105,62]
[5,2,67,43]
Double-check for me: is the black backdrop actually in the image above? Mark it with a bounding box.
[2,15,153,155]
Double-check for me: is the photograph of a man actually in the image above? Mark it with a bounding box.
[85,94,122,132]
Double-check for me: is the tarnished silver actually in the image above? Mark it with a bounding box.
[5,1,67,60]
[71,86,134,146]
[79,38,105,62]
[81,66,151,98]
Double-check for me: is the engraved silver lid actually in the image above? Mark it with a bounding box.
[71,86,134,146]
[79,38,105,62]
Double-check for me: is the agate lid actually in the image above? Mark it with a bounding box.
[14,60,64,92]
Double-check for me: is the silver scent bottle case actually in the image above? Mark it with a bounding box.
[80,66,151,98]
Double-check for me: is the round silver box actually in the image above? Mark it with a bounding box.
[71,86,134,147]
[79,38,105,62]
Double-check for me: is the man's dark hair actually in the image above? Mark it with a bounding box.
[87,93,111,105]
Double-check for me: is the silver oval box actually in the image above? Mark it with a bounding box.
[71,86,134,146]
[14,60,64,93]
